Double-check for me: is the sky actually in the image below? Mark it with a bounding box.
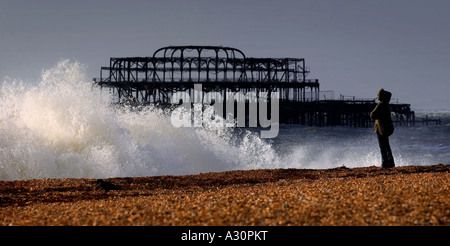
[1,0,449,111]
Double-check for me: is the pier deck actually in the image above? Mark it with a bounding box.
[94,46,422,127]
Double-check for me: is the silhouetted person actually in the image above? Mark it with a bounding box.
[96,179,120,193]
[370,88,395,168]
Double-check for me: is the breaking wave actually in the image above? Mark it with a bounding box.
[0,60,281,180]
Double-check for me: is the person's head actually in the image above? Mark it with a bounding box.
[377,88,392,103]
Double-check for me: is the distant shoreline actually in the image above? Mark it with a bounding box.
[1,164,448,226]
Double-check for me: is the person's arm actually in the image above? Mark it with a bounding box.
[370,103,381,119]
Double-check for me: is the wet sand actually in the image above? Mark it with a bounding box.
[0,164,448,226]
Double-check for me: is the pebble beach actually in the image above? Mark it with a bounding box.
[0,164,448,226]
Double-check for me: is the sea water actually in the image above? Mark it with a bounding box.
[0,60,449,181]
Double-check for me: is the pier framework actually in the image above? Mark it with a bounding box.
[94,45,418,127]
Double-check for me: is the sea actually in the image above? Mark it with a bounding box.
[1,60,449,181]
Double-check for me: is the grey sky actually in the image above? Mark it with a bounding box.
[1,0,449,110]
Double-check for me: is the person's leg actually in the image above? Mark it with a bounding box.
[377,134,393,168]
[385,136,395,168]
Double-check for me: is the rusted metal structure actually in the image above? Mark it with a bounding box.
[94,45,421,127]
[94,46,319,104]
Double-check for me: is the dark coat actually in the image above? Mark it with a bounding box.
[370,89,394,136]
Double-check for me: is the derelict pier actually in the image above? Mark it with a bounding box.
[93,45,418,127]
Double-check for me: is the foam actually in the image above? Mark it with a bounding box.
[0,60,279,180]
